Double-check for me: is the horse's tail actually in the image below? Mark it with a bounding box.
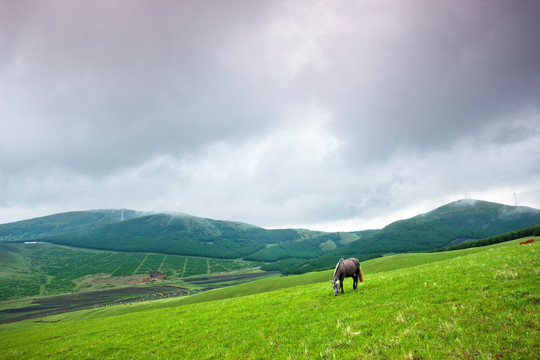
[358,264,364,282]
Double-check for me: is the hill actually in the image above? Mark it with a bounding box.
[355,199,540,251]
[41,213,300,258]
[289,199,540,273]
[0,209,147,242]
[0,211,373,262]
[0,239,537,359]
[1,199,539,276]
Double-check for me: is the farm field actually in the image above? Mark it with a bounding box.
[0,271,278,324]
[0,242,262,301]
[0,285,189,324]
[0,238,537,359]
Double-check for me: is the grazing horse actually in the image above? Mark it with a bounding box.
[519,239,534,245]
[330,258,364,296]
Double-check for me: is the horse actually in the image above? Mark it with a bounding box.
[519,239,534,245]
[330,257,364,296]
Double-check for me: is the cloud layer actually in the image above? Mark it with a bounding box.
[1,0,539,230]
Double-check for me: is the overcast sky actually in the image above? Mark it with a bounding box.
[1,0,539,231]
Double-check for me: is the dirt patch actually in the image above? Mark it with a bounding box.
[79,273,148,287]
[137,271,166,284]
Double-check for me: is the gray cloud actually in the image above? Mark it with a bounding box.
[1,0,539,229]
[309,1,540,159]
[1,0,281,172]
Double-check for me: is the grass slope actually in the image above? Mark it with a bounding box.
[2,212,347,262]
[2,201,538,276]
[360,199,540,252]
[1,239,537,359]
[295,200,540,274]
[0,210,145,242]
[31,239,502,320]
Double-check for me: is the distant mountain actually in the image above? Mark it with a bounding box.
[356,199,540,253]
[291,199,540,273]
[0,211,351,260]
[45,213,301,258]
[0,209,147,242]
[1,199,538,272]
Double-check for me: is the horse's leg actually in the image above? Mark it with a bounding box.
[353,275,358,290]
[340,276,344,294]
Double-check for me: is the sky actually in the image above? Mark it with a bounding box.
[1,0,539,231]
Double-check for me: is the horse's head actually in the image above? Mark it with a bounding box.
[330,279,340,296]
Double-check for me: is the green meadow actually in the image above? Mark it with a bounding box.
[1,238,537,359]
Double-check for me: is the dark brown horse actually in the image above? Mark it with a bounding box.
[330,258,363,296]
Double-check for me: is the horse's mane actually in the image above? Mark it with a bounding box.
[333,258,344,279]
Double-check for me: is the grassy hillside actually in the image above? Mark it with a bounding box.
[42,217,378,263]
[1,212,352,261]
[0,242,262,301]
[361,199,540,252]
[437,224,540,252]
[1,239,537,359]
[1,200,538,277]
[292,199,540,274]
[0,210,145,242]
[70,240,514,316]
[11,239,507,323]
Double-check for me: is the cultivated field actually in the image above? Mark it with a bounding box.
[0,243,262,301]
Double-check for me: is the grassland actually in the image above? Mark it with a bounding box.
[0,238,537,359]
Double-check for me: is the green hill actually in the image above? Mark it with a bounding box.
[366,199,540,251]
[291,199,540,273]
[0,209,146,242]
[1,239,537,359]
[0,212,372,263]
[1,199,539,277]
[43,213,299,258]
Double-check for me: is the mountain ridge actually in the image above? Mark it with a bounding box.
[1,199,539,273]
[280,199,540,273]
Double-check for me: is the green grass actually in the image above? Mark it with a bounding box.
[362,245,490,274]
[1,238,537,359]
[17,238,528,321]
[338,232,360,244]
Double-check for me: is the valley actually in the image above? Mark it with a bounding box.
[0,238,537,359]
[1,199,539,307]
